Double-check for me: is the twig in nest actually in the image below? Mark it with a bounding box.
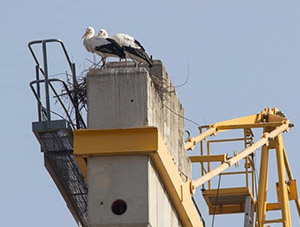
[57,70,88,124]
[149,72,175,101]
[85,58,103,69]
[75,75,88,111]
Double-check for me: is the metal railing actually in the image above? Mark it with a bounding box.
[29,39,89,227]
[28,39,86,129]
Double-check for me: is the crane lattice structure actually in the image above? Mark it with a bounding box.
[186,107,300,226]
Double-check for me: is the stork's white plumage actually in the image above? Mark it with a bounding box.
[112,33,154,67]
[82,27,96,53]
[81,27,125,67]
[98,29,108,38]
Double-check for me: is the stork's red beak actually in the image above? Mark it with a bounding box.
[81,32,88,39]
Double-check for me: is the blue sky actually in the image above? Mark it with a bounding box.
[1,1,300,226]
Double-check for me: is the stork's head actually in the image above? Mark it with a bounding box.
[81,27,95,39]
[98,29,108,38]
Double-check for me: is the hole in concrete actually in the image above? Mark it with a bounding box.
[131,99,134,102]
[100,201,103,205]
[111,199,127,215]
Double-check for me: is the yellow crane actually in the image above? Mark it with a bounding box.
[186,107,300,226]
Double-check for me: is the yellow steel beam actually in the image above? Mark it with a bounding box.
[213,113,263,127]
[214,109,286,131]
[267,107,288,122]
[220,171,253,175]
[276,179,299,201]
[283,148,293,181]
[282,148,300,218]
[256,145,269,227]
[275,134,292,227]
[296,199,300,220]
[247,156,255,169]
[74,127,158,156]
[75,157,88,182]
[189,154,227,163]
[185,108,288,151]
[266,203,281,211]
[207,137,245,143]
[263,219,284,224]
[185,126,216,151]
[150,136,202,227]
[74,127,203,227]
[217,122,284,131]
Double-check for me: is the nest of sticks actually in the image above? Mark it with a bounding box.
[149,72,174,100]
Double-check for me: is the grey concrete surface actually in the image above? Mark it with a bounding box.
[88,155,149,226]
[86,61,192,227]
[87,60,190,178]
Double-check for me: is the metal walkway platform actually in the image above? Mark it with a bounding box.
[33,120,88,226]
[202,186,254,215]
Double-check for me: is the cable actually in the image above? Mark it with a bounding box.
[163,104,201,127]
[48,72,70,78]
[173,61,190,88]
[211,174,222,227]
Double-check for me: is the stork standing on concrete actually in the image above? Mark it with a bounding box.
[113,33,154,67]
[81,27,125,67]
[98,29,153,67]
[97,29,123,63]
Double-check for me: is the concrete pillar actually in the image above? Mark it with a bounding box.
[87,61,191,227]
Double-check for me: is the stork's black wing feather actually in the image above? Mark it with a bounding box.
[107,38,123,49]
[124,46,153,67]
[134,39,145,51]
[95,39,125,59]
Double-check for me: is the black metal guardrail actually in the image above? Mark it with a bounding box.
[29,39,89,227]
[28,39,86,129]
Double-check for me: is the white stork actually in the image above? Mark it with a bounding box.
[97,29,153,67]
[81,27,125,67]
[112,32,154,67]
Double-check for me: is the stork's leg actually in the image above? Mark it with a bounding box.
[93,54,97,64]
[101,58,106,69]
[95,58,103,68]
[125,58,128,68]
